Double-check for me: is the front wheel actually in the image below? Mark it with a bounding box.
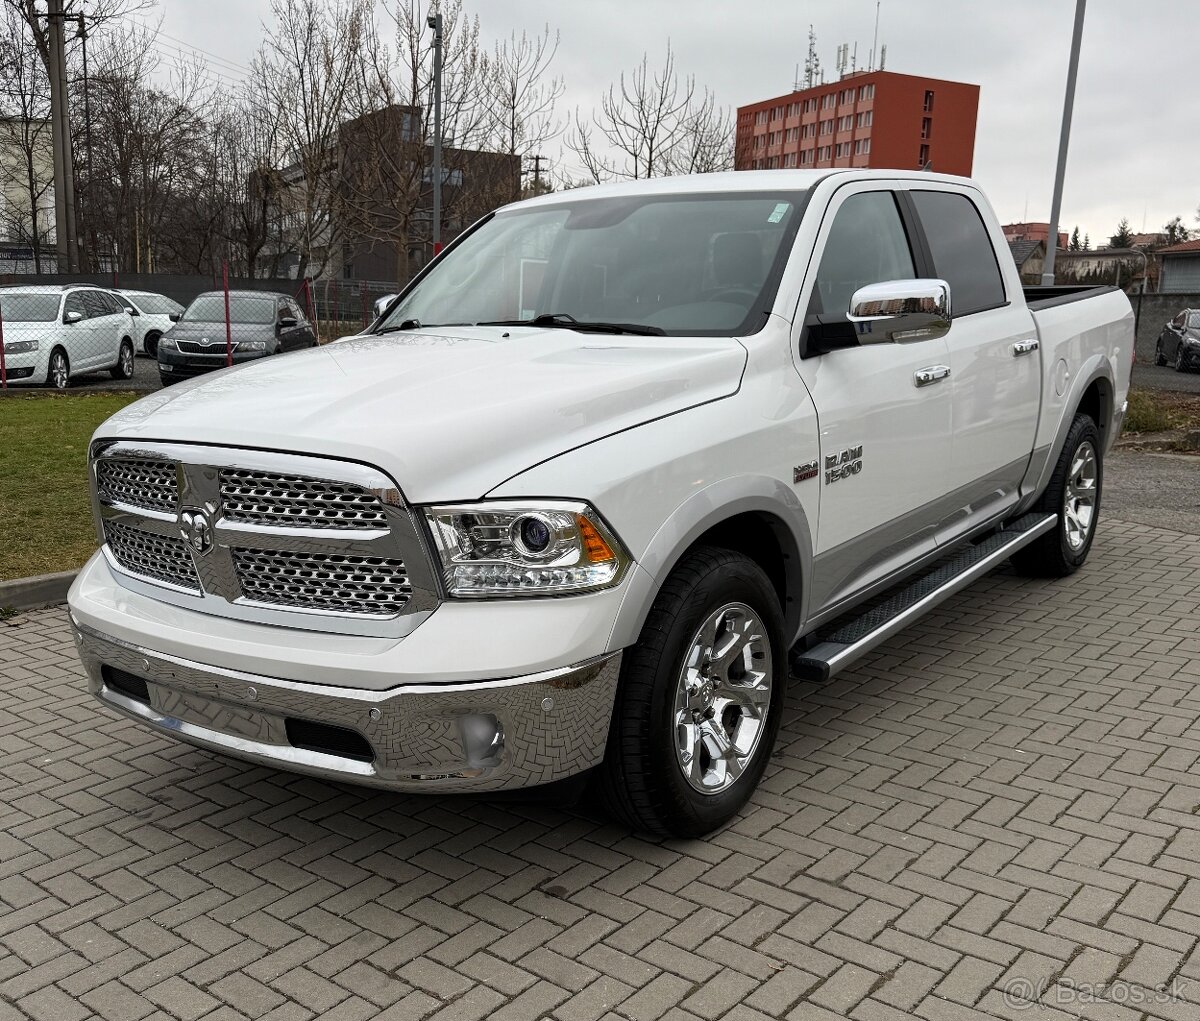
[1010,413,1102,578]
[111,340,135,380]
[46,348,69,390]
[144,332,160,358]
[1176,345,1190,373]
[595,547,786,837]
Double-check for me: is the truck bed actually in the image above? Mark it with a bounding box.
[1022,284,1121,312]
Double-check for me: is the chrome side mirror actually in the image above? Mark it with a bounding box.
[847,279,952,344]
[64,309,84,324]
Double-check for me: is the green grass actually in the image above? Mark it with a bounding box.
[0,393,141,580]
[1123,387,1200,435]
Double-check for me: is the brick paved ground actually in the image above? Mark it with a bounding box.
[2,517,1200,1021]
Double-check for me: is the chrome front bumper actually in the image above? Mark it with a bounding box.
[73,620,620,792]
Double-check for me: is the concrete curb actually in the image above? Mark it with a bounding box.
[0,571,77,611]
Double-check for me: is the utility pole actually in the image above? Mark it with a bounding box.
[76,13,93,271]
[522,154,546,196]
[1041,0,1086,286]
[427,12,443,255]
[44,0,79,272]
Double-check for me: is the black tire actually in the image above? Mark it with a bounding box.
[111,339,135,380]
[144,332,160,358]
[1175,344,1187,372]
[1010,413,1102,578]
[46,348,69,390]
[595,546,786,837]
[1154,338,1167,366]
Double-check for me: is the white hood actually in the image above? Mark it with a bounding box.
[96,326,747,501]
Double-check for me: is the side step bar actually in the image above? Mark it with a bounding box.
[790,513,1058,683]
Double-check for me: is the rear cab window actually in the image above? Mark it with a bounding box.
[910,190,1007,317]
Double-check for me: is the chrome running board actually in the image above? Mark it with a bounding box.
[790,513,1058,683]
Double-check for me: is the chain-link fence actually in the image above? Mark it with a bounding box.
[1,271,402,390]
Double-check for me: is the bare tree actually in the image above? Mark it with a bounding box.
[486,25,563,200]
[0,4,54,270]
[566,43,694,181]
[337,0,503,284]
[663,90,734,176]
[252,0,369,281]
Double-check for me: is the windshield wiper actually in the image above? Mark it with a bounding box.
[375,318,423,335]
[477,313,666,336]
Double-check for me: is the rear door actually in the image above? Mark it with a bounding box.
[80,290,119,370]
[63,291,100,371]
[794,184,953,614]
[904,186,1040,541]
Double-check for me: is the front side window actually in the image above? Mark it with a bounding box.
[810,191,915,318]
[379,192,808,337]
[63,292,86,321]
[911,190,1007,316]
[1187,312,1200,329]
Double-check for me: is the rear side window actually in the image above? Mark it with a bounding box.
[911,191,1006,317]
[81,291,110,318]
[811,191,915,318]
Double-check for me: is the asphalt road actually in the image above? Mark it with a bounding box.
[1104,448,1200,534]
[1131,362,1200,394]
[63,350,164,393]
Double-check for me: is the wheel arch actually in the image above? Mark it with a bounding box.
[608,477,813,652]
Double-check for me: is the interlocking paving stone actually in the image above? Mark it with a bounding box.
[2,518,1200,1019]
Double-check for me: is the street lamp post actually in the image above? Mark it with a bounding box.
[427,12,443,256]
[1041,0,1087,286]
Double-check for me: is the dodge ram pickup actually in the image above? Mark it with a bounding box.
[68,170,1133,836]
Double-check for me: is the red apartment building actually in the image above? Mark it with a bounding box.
[1003,222,1069,251]
[735,70,979,176]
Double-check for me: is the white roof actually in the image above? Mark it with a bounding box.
[507,169,979,211]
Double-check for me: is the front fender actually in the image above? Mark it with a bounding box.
[607,475,814,650]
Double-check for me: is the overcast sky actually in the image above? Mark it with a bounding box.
[153,0,1197,244]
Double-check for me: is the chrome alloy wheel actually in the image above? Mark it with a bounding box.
[673,602,772,795]
[120,343,134,377]
[1063,440,1098,551]
[49,351,68,389]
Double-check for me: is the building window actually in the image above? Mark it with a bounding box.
[923,90,935,112]
[919,143,930,166]
[856,110,873,128]
[800,150,813,165]
[859,84,874,101]
[921,117,932,139]
[854,138,872,155]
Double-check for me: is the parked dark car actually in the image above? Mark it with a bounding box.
[1155,308,1200,372]
[157,290,317,385]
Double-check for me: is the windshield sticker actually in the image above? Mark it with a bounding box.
[767,203,790,223]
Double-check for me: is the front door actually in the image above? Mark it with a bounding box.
[794,185,953,615]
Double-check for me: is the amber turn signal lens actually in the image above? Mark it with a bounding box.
[576,514,616,562]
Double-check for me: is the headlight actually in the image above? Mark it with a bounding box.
[2,339,37,354]
[158,336,178,353]
[235,340,267,352]
[425,500,631,598]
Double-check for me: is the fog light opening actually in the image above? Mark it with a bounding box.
[460,713,503,768]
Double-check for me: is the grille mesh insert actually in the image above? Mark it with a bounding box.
[104,520,200,590]
[220,469,390,530]
[97,458,178,513]
[232,548,410,615]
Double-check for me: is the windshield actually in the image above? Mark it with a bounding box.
[0,293,59,322]
[183,294,274,324]
[130,293,183,315]
[378,191,807,337]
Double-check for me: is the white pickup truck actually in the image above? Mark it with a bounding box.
[69,170,1132,836]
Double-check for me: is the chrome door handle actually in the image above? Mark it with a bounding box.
[1012,338,1039,356]
[913,364,951,388]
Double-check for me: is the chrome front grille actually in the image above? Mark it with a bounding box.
[219,469,389,530]
[92,442,439,638]
[103,520,201,591]
[232,549,411,615]
[96,458,178,513]
[175,340,227,354]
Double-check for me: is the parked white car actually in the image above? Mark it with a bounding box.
[118,289,184,358]
[1,284,136,388]
[70,170,1133,836]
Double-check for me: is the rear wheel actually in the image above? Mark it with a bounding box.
[111,339,135,380]
[1010,413,1102,578]
[595,547,785,837]
[46,348,69,390]
[144,332,161,358]
[1176,344,1190,373]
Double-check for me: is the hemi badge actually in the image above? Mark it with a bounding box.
[794,461,819,483]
